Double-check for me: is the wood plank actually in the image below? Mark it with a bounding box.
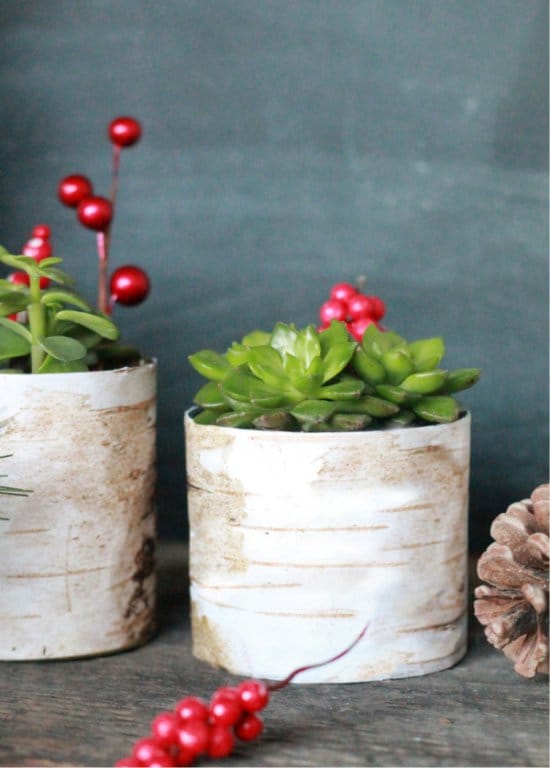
[0,542,547,767]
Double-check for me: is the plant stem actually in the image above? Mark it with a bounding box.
[97,231,109,315]
[28,275,46,373]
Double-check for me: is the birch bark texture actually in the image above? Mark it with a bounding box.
[0,363,157,660]
[185,411,471,683]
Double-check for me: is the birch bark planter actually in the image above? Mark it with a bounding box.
[0,362,157,660]
[185,411,471,683]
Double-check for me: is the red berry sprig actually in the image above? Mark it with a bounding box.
[319,281,386,341]
[116,624,368,767]
[58,116,150,316]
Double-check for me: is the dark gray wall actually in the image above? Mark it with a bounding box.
[0,0,547,546]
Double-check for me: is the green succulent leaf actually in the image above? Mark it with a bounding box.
[318,376,365,400]
[0,324,31,360]
[408,337,445,372]
[39,267,74,286]
[322,341,357,383]
[222,371,289,408]
[292,356,323,395]
[381,348,414,385]
[242,330,271,347]
[0,317,33,343]
[253,411,296,430]
[357,395,400,418]
[55,310,119,341]
[290,399,336,424]
[38,335,87,362]
[41,291,92,311]
[193,381,226,410]
[0,253,40,273]
[193,408,226,426]
[247,345,286,388]
[0,294,30,316]
[385,409,417,428]
[329,413,371,431]
[442,368,482,394]
[362,324,405,358]
[189,350,234,381]
[413,395,459,424]
[270,322,298,359]
[38,356,88,373]
[226,342,251,368]
[375,383,415,405]
[294,325,321,369]
[35,257,63,268]
[216,411,261,428]
[400,369,448,395]
[351,347,386,384]
[319,320,351,355]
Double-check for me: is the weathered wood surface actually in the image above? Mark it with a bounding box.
[0,542,547,767]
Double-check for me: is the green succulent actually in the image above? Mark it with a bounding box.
[189,321,480,431]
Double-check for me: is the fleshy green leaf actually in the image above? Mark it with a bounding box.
[193,381,226,409]
[241,330,271,346]
[318,376,365,401]
[38,356,88,373]
[400,370,448,395]
[55,310,119,341]
[0,325,31,360]
[247,346,286,388]
[38,335,87,362]
[0,295,30,317]
[216,411,260,428]
[413,395,459,423]
[270,322,298,358]
[253,411,296,430]
[322,341,357,383]
[319,320,351,356]
[222,371,289,408]
[193,408,226,426]
[189,350,233,381]
[34,257,63,268]
[362,325,405,358]
[42,291,91,310]
[375,384,414,405]
[39,267,73,286]
[0,317,33,343]
[294,325,321,370]
[290,399,336,424]
[442,368,482,394]
[381,348,414,385]
[408,337,445,372]
[351,347,386,384]
[328,413,371,431]
[226,342,250,368]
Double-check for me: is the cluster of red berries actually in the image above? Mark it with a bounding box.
[8,224,53,291]
[319,282,386,341]
[58,116,150,309]
[116,680,269,767]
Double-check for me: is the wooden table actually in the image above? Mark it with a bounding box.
[1,543,548,767]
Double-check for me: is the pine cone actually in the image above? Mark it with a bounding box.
[474,483,549,677]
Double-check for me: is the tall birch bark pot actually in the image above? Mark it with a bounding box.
[0,362,157,660]
[185,411,471,683]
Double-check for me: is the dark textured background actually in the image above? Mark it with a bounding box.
[0,0,547,545]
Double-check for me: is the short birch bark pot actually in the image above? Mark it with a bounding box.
[0,361,157,660]
[185,410,471,683]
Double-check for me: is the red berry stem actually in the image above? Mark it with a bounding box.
[267,622,369,691]
[96,231,110,315]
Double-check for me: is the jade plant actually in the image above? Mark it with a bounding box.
[189,283,480,431]
[0,116,150,374]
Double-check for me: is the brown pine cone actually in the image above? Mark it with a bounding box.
[474,483,549,677]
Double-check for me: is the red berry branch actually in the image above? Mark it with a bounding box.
[58,116,150,316]
[319,281,386,341]
[116,624,368,767]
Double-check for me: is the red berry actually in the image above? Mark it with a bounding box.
[109,116,142,147]
[209,696,242,727]
[368,295,386,321]
[348,317,378,342]
[235,712,263,741]
[8,271,29,286]
[319,299,347,324]
[132,738,166,766]
[207,725,234,759]
[151,712,179,748]
[347,293,376,320]
[238,680,270,712]
[173,748,194,767]
[176,720,210,757]
[115,757,137,767]
[110,265,150,306]
[330,282,357,303]
[31,224,51,239]
[77,196,113,231]
[58,174,94,208]
[174,696,209,723]
[22,236,52,262]
[143,754,176,768]
[211,687,240,704]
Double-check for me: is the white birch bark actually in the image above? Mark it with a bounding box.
[0,363,157,660]
[185,411,471,682]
